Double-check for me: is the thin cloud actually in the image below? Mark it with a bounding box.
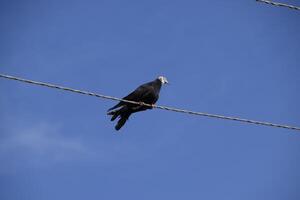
[0,122,90,172]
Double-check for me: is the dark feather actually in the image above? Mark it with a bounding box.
[115,111,131,130]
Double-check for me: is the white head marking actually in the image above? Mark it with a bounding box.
[158,76,168,84]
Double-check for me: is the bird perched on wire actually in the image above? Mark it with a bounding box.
[107,76,169,131]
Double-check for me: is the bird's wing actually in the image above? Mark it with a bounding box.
[123,85,148,101]
[107,84,150,111]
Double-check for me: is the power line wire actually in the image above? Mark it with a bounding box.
[256,0,300,10]
[1,73,300,132]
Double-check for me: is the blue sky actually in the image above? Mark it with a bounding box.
[1,0,300,199]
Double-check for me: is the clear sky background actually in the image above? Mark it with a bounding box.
[0,0,300,200]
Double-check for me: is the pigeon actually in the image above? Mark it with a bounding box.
[107,76,168,131]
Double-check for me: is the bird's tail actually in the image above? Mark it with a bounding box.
[107,109,120,121]
[107,105,127,121]
[107,106,131,130]
[115,112,131,131]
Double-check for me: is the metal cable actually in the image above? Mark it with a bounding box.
[256,0,300,10]
[1,73,300,131]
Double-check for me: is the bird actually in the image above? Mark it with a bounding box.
[107,76,168,131]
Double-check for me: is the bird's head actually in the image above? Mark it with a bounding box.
[158,76,169,85]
